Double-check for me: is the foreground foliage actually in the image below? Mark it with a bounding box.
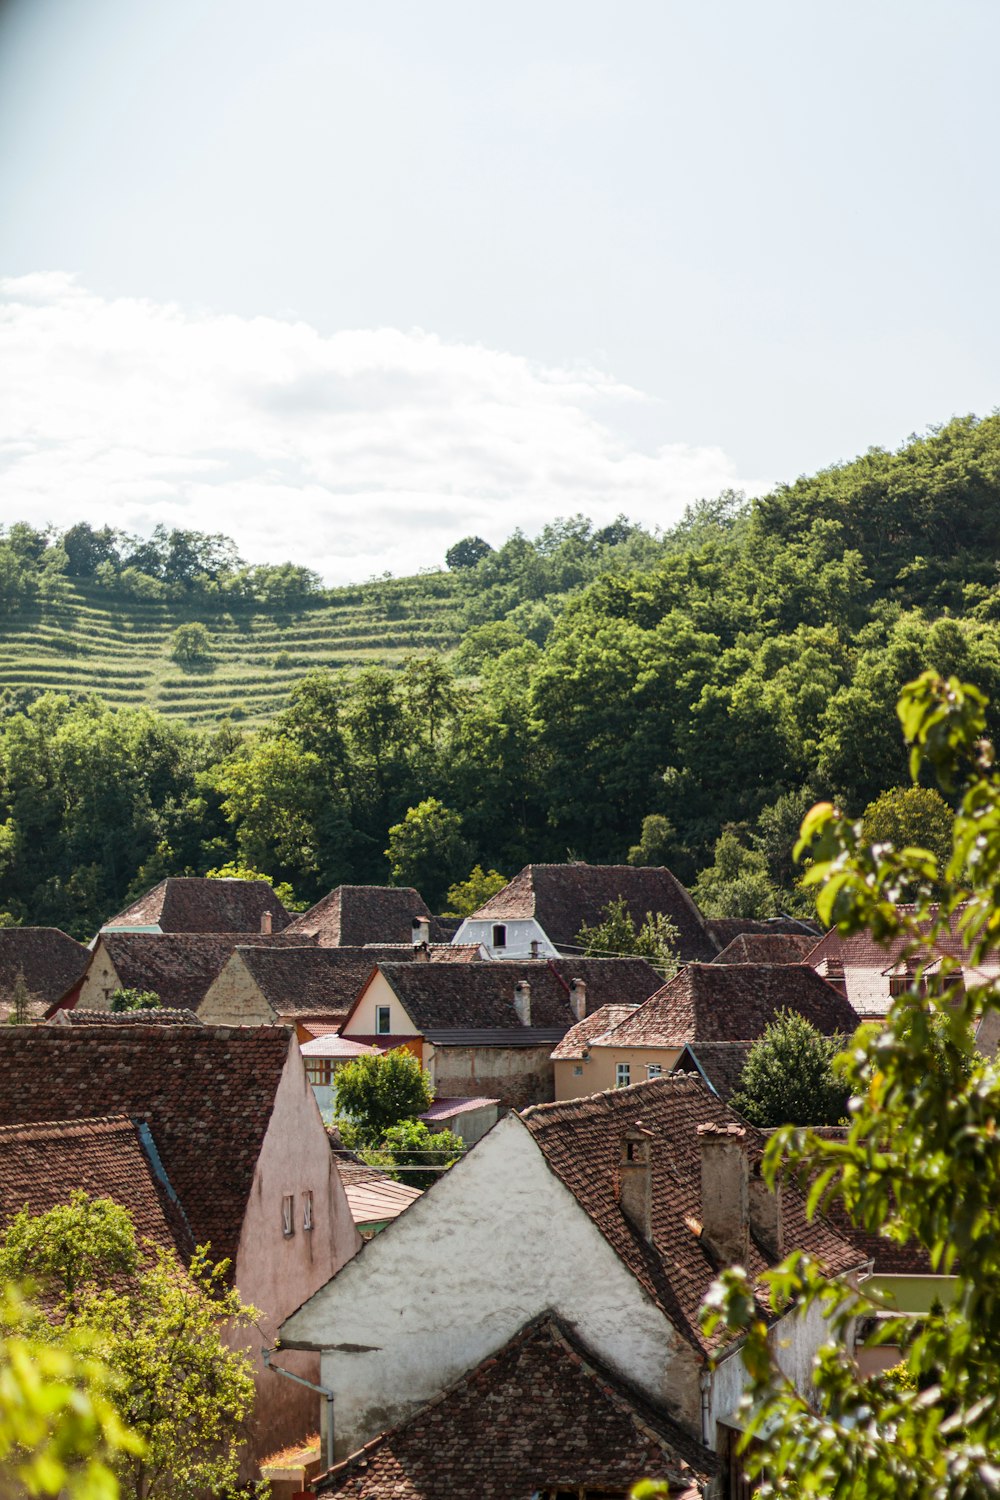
[702,672,1000,1497]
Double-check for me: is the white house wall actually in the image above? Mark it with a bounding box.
[451,917,558,959]
[280,1113,701,1457]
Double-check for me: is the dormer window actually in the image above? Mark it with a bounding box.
[376,1005,391,1035]
[282,1194,295,1237]
[492,924,507,948]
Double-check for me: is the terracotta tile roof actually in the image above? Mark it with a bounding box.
[0,1115,193,1263]
[52,1007,203,1026]
[287,887,432,947]
[470,864,717,961]
[600,964,859,1049]
[713,933,818,965]
[316,1313,714,1498]
[0,1024,293,1275]
[0,929,90,1013]
[335,1161,422,1228]
[521,1076,862,1353]
[671,1043,753,1103]
[550,1004,641,1060]
[419,1097,499,1121]
[80,931,312,1012]
[301,1034,381,1060]
[105,877,291,934]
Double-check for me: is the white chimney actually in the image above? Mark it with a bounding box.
[697,1122,750,1267]
[260,910,272,936]
[569,978,587,1022]
[513,980,531,1026]
[618,1123,654,1243]
[412,916,431,945]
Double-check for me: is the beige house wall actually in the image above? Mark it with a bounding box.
[74,941,124,1011]
[199,954,272,1026]
[554,1044,683,1101]
[343,972,419,1040]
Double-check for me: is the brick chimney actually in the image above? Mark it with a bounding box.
[260,910,272,936]
[618,1123,654,1243]
[412,916,431,946]
[513,979,531,1026]
[569,978,587,1022]
[697,1122,750,1266]
[413,942,430,963]
[749,1160,783,1261]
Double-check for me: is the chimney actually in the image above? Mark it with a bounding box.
[618,1123,654,1243]
[697,1122,750,1266]
[569,978,587,1022]
[413,942,430,963]
[530,939,541,959]
[412,916,431,946]
[260,910,272,936]
[749,1161,783,1261]
[513,979,531,1026]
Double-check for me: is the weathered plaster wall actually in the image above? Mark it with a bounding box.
[451,917,557,960]
[199,955,271,1026]
[74,943,123,1010]
[232,1040,361,1463]
[554,1044,683,1100]
[428,1044,556,1109]
[281,1115,702,1458]
[343,972,419,1038]
[709,1296,846,1444]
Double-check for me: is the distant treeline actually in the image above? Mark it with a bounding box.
[4,414,1000,938]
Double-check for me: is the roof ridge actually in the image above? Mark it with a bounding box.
[519,1073,695,1121]
[0,1113,137,1140]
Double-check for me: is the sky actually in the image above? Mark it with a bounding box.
[1,0,999,583]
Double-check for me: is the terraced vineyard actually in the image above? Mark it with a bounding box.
[0,576,464,725]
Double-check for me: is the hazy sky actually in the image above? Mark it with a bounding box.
[2,0,998,581]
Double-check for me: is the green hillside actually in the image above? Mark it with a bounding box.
[0,577,464,725]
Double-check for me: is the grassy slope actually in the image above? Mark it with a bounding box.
[0,577,464,725]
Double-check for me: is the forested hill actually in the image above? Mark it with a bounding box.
[4,412,1000,938]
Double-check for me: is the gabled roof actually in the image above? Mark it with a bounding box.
[315,1314,714,1498]
[704,916,820,949]
[520,1076,861,1354]
[601,963,859,1048]
[713,933,818,965]
[0,1114,194,1264]
[287,886,432,947]
[104,877,291,934]
[77,931,313,1012]
[0,928,90,1012]
[468,864,716,961]
[550,1003,640,1060]
[334,1161,422,1230]
[52,1007,203,1026]
[671,1043,753,1104]
[0,1024,294,1275]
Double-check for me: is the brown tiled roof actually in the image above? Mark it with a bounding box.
[287,887,432,947]
[52,1007,203,1026]
[705,917,820,949]
[550,1004,640,1061]
[82,931,312,1011]
[0,1024,293,1274]
[671,1043,753,1104]
[0,1115,193,1263]
[362,944,482,963]
[0,928,90,1011]
[601,964,859,1049]
[236,946,418,1020]
[105,877,291,934]
[713,933,818,965]
[335,1161,422,1228]
[521,1077,861,1353]
[316,1314,714,1498]
[470,864,716,961]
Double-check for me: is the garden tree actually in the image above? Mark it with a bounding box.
[108,990,161,1014]
[0,1192,258,1500]
[861,784,953,870]
[204,860,302,911]
[728,1011,849,1128]
[7,969,32,1025]
[169,623,212,667]
[627,814,674,868]
[691,829,781,919]
[443,864,508,918]
[702,671,1000,1499]
[576,898,680,980]
[334,1051,434,1148]
[384,798,470,911]
[445,536,493,570]
[368,1120,466,1190]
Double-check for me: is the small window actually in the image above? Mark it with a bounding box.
[281,1194,295,1237]
[305,1059,332,1087]
[303,1190,314,1232]
[573,1065,584,1076]
[492,924,507,948]
[647,1064,662,1079]
[376,1005,391,1035]
[616,1063,630,1089]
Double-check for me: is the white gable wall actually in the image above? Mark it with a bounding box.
[452,917,558,959]
[342,971,420,1038]
[280,1113,701,1457]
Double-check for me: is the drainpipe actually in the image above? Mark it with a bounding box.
[699,1366,713,1446]
[262,1346,335,1474]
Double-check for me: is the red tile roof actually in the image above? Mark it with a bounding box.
[601,964,859,1048]
[0,928,90,1014]
[713,933,818,965]
[521,1076,861,1353]
[419,1097,499,1121]
[0,1024,294,1275]
[470,864,717,961]
[105,877,291,934]
[316,1314,714,1498]
[287,887,432,947]
[335,1161,422,1229]
[550,1003,640,1060]
[0,1115,193,1263]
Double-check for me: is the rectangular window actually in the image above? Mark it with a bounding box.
[303,1190,314,1232]
[305,1059,332,1086]
[281,1194,295,1237]
[616,1063,631,1089]
[573,1065,584,1076]
[646,1064,662,1079]
[492,923,507,948]
[376,1005,391,1035]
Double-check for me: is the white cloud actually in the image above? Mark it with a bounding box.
[0,273,756,583]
